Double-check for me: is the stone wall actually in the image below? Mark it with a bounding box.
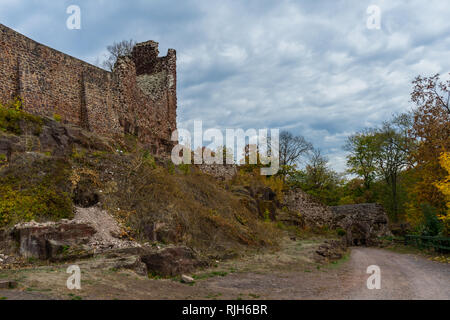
[330,203,392,246]
[197,164,238,181]
[0,24,177,155]
[283,189,334,228]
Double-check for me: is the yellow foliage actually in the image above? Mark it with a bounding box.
[53,113,62,122]
[435,152,450,235]
[0,97,43,135]
[233,168,286,202]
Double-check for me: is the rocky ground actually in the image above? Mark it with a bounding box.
[0,237,448,300]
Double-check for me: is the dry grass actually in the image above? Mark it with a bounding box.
[71,151,283,257]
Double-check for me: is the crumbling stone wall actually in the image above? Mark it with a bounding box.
[0,24,177,154]
[283,189,334,228]
[330,203,392,246]
[197,164,238,181]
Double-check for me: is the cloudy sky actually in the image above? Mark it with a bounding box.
[1,0,450,171]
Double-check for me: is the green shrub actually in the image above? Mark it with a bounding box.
[263,209,271,222]
[167,161,175,175]
[179,164,191,175]
[418,204,443,236]
[336,228,346,237]
[71,148,86,160]
[0,158,73,227]
[0,185,73,227]
[0,99,43,135]
[142,150,156,169]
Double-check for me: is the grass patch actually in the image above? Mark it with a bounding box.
[326,252,350,269]
[193,271,229,280]
[68,293,82,300]
[0,99,43,136]
[26,287,52,293]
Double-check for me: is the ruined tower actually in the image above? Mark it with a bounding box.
[0,23,177,155]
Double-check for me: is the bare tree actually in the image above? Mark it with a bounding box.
[102,39,136,71]
[279,131,313,166]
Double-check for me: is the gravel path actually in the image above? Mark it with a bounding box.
[337,247,450,300]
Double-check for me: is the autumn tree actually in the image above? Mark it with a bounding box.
[435,152,450,236]
[345,114,412,219]
[407,74,450,225]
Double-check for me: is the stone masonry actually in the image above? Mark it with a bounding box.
[330,204,392,246]
[0,24,177,154]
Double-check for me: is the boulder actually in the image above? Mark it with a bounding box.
[140,246,206,277]
[12,221,97,260]
[315,239,348,262]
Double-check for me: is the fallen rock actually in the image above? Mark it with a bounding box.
[140,246,206,277]
[315,239,347,263]
[13,220,97,260]
[91,253,148,276]
[74,207,141,252]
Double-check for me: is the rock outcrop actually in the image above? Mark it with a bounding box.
[330,203,392,246]
[1,206,143,261]
[0,116,115,161]
[12,220,96,260]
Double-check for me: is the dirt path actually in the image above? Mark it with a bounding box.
[336,247,450,300]
[0,244,448,300]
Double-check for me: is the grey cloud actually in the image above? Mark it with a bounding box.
[1,0,450,172]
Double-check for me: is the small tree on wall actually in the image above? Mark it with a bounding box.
[102,39,136,71]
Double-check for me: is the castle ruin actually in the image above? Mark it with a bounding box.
[0,23,177,154]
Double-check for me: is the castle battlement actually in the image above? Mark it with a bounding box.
[0,23,177,154]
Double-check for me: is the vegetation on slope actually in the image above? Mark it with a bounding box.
[0,155,73,226]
